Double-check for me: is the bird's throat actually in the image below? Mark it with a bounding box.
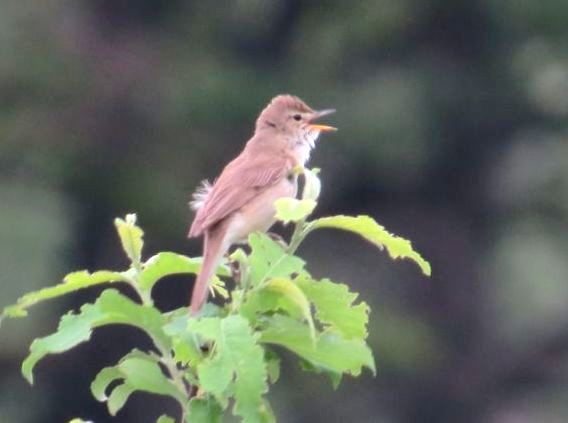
[293,129,319,165]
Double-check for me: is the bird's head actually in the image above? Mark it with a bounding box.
[255,94,336,149]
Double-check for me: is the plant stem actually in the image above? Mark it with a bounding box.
[287,220,313,255]
[231,267,250,314]
[132,267,189,418]
[137,286,154,305]
[123,270,154,306]
[161,351,190,396]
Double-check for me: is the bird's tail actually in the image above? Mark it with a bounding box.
[190,225,227,315]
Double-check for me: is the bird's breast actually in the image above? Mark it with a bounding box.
[225,176,297,244]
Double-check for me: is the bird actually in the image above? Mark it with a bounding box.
[187,94,336,314]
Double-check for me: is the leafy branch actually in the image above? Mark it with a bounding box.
[0,169,430,423]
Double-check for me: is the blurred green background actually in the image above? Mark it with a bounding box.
[1,0,568,422]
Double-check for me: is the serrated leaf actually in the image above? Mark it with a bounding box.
[91,366,122,401]
[327,371,343,390]
[265,348,281,384]
[298,358,343,389]
[188,318,231,408]
[310,215,431,276]
[249,233,305,287]
[240,277,312,326]
[2,270,126,319]
[92,350,183,416]
[22,306,100,384]
[157,415,176,423]
[191,315,268,421]
[274,198,317,224]
[172,337,201,367]
[260,315,375,376]
[107,383,135,416]
[295,275,369,339]
[22,289,168,384]
[264,278,315,340]
[186,397,224,423]
[114,214,144,267]
[91,350,149,401]
[139,252,202,292]
[259,399,276,423]
[240,288,302,323]
[139,252,230,294]
[164,314,203,366]
[119,356,179,397]
[302,168,321,201]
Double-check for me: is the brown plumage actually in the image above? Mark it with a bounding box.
[188,94,336,314]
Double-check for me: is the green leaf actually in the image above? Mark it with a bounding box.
[310,215,431,276]
[298,358,343,389]
[2,270,126,319]
[240,277,313,329]
[190,315,268,421]
[327,371,343,390]
[157,415,176,423]
[274,198,317,224]
[107,383,135,416]
[187,317,222,340]
[140,252,201,292]
[248,233,305,287]
[265,348,281,384]
[114,214,144,267]
[260,315,375,377]
[302,167,321,201]
[91,366,122,401]
[186,397,224,423]
[139,252,230,294]
[163,313,203,366]
[68,419,92,423]
[263,278,315,340]
[22,289,168,384]
[173,336,202,366]
[295,275,369,339]
[187,319,232,408]
[118,356,179,397]
[240,285,303,324]
[259,399,276,423]
[22,307,98,384]
[92,350,183,416]
[240,288,296,323]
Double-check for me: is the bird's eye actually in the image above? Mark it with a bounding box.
[293,114,302,121]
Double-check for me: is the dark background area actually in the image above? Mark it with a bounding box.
[1,1,568,422]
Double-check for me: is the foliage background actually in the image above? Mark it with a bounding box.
[1,1,568,422]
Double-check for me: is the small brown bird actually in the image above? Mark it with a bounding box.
[188,94,336,314]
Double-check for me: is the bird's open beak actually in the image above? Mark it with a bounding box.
[308,108,337,133]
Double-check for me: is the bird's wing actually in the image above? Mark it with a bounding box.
[188,151,289,237]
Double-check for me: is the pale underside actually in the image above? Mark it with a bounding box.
[188,128,321,240]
